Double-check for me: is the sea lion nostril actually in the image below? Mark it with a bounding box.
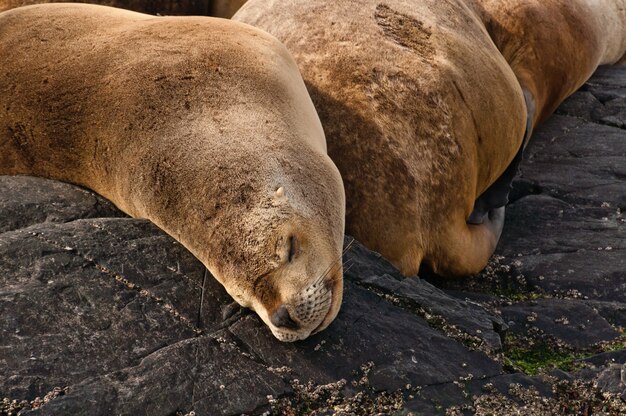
[271,305,299,329]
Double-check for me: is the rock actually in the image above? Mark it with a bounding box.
[0,176,123,234]
[404,373,557,414]
[23,333,289,416]
[593,363,626,395]
[343,238,507,352]
[496,67,626,308]
[12,217,235,331]
[501,300,620,349]
[556,90,603,121]
[0,223,197,400]
[582,300,626,327]
[585,66,626,102]
[518,118,626,207]
[583,350,626,368]
[0,180,504,415]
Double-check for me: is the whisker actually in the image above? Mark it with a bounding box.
[342,262,355,275]
[324,255,351,288]
[310,237,356,288]
[338,260,352,274]
[342,238,355,255]
[310,260,338,290]
[313,251,343,285]
[324,259,344,283]
[320,259,341,281]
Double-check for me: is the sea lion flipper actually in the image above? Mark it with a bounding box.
[467,88,535,225]
[467,144,522,224]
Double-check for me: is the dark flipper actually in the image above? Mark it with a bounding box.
[468,89,535,225]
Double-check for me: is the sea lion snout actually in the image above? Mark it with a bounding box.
[267,274,336,342]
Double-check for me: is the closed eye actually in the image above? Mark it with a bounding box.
[288,235,298,263]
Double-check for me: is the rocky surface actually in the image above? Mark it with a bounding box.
[1,67,625,415]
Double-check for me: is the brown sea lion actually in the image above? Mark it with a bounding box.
[0,3,345,341]
[234,0,626,277]
[473,0,626,126]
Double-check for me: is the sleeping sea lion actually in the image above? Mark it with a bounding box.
[0,3,345,341]
[234,0,626,276]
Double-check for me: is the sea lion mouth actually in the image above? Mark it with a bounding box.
[268,276,338,342]
[265,260,344,342]
[270,302,331,342]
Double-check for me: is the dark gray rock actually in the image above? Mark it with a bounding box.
[584,66,626,103]
[589,65,626,87]
[501,300,620,349]
[593,363,625,395]
[0,176,123,234]
[16,217,235,332]
[518,118,626,207]
[343,239,507,351]
[0,181,505,415]
[23,333,289,416]
[499,195,624,258]
[496,67,626,308]
[557,83,626,130]
[595,97,626,129]
[583,300,626,327]
[403,372,556,414]
[404,381,469,414]
[583,350,626,368]
[556,90,603,121]
[0,224,197,401]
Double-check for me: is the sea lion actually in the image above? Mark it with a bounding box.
[0,3,345,342]
[234,0,626,277]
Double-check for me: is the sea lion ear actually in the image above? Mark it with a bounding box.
[275,187,285,198]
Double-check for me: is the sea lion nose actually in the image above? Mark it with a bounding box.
[270,304,299,330]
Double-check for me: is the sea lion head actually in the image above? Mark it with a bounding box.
[179,27,349,342]
[190,146,346,342]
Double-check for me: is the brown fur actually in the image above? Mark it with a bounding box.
[235,0,626,277]
[470,0,626,126]
[0,3,345,341]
